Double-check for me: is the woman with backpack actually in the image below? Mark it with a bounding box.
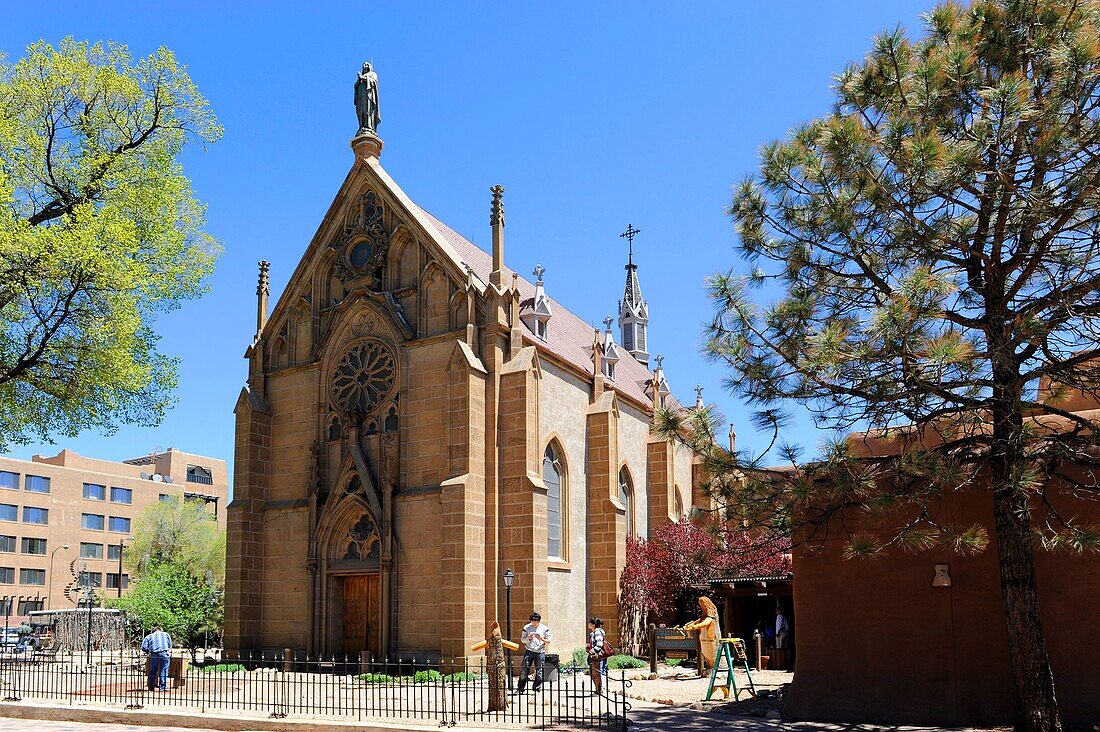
[587,617,611,694]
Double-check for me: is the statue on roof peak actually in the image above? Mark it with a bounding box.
[355,62,381,135]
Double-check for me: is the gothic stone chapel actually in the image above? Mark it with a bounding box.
[225,67,702,660]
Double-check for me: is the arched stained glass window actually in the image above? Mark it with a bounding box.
[619,468,634,538]
[544,444,564,559]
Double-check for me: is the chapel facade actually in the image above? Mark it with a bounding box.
[224,91,702,660]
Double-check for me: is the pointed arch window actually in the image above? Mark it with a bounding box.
[544,443,566,559]
[619,467,634,539]
[674,489,684,521]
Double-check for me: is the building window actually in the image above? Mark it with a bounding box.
[109,487,132,504]
[0,472,17,490]
[107,544,122,561]
[605,362,615,381]
[108,516,131,533]
[675,490,684,521]
[623,324,634,351]
[81,572,102,588]
[80,543,103,559]
[106,573,129,590]
[186,465,213,485]
[81,514,105,531]
[636,324,646,353]
[22,507,48,525]
[0,505,15,522]
[536,319,548,340]
[543,443,566,560]
[20,538,46,555]
[0,568,13,584]
[159,493,177,504]
[619,468,634,539]
[83,483,106,501]
[0,599,10,614]
[0,536,14,553]
[17,599,43,615]
[19,569,45,586]
[24,475,50,494]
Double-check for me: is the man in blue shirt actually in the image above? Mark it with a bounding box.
[140,625,173,691]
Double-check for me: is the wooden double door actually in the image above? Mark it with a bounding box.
[342,574,381,658]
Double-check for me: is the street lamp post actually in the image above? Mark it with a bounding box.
[47,543,71,611]
[116,536,134,598]
[503,568,514,690]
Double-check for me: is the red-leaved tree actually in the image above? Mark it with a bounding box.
[618,519,791,654]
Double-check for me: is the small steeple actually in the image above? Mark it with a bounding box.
[523,264,553,340]
[256,260,271,338]
[601,315,620,381]
[650,353,671,410]
[489,185,506,288]
[728,423,737,454]
[617,224,650,366]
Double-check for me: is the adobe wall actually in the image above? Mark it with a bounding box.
[786,488,1100,726]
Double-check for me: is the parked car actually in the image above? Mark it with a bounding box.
[0,628,20,648]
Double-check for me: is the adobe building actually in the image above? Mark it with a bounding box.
[0,448,227,622]
[224,69,700,660]
[785,400,1100,725]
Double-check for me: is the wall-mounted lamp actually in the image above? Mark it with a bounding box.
[932,563,952,588]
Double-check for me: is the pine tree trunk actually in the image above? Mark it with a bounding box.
[487,621,507,712]
[991,477,1062,732]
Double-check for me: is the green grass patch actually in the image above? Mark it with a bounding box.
[665,658,684,667]
[413,669,442,682]
[606,655,648,670]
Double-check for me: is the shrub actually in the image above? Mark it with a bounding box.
[571,647,588,668]
[444,671,479,682]
[607,655,647,670]
[358,673,395,683]
[413,669,442,683]
[665,658,684,667]
[200,663,245,673]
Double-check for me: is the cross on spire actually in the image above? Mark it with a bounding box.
[533,264,545,283]
[603,315,613,331]
[620,224,641,266]
[695,384,703,400]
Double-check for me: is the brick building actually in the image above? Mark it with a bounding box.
[0,448,227,622]
[224,109,703,660]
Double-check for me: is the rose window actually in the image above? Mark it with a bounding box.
[331,340,396,415]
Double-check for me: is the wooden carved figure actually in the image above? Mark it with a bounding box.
[683,595,722,670]
[470,621,519,712]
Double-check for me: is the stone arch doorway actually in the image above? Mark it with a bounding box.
[316,492,384,658]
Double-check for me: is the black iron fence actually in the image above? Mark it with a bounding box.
[0,648,631,728]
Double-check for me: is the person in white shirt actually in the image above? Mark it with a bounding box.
[775,607,790,649]
[515,611,551,693]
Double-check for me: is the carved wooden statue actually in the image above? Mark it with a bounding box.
[683,595,722,670]
[470,621,519,712]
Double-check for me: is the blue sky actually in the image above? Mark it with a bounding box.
[5,1,933,482]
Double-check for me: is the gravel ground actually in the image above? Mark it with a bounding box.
[614,666,793,710]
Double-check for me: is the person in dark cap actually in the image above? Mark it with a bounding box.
[514,611,551,694]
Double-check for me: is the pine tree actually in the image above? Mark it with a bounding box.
[666,3,1100,729]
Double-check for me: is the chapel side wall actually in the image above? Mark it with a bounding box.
[617,401,650,539]
[539,361,589,653]
[672,441,694,520]
[393,338,451,654]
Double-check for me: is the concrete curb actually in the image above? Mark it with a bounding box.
[0,700,455,732]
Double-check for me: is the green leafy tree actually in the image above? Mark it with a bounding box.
[110,500,225,659]
[0,38,220,450]
[112,560,222,662]
[125,499,225,582]
[665,2,1100,730]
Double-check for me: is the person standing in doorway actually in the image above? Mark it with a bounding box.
[775,607,790,649]
[141,625,173,691]
[515,612,550,694]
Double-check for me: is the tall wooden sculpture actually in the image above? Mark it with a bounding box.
[470,621,519,712]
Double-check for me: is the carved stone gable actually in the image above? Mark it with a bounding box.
[330,189,390,286]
